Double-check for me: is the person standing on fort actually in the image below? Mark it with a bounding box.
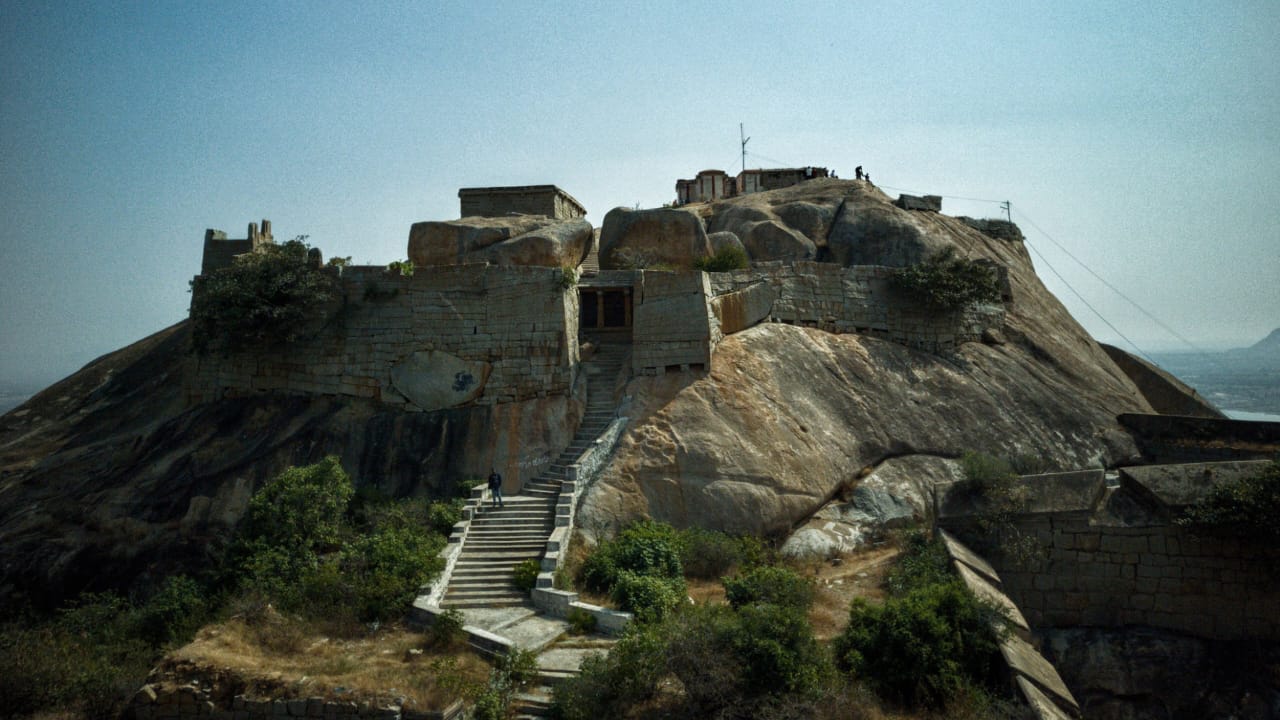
[855,166,864,181]
[487,468,504,508]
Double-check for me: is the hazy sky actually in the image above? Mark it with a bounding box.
[2,1,1277,387]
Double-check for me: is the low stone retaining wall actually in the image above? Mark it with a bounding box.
[937,461,1280,640]
[937,530,1081,719]
[128,684,462,720]
[1119,413,1280,463]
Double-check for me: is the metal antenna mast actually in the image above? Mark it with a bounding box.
[1000,201,1011,222]
[740,123,750,173]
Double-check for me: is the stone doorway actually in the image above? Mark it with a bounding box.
[579,287,632,331]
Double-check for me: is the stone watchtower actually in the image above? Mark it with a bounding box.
[200,219,273,275]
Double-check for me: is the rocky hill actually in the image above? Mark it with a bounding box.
[578,180,1152,546]
[0,178,1174,608]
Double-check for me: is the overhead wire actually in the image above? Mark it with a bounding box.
[1011,208,1213,358]
[1021,239,1155,363]
[878,177,1206,358]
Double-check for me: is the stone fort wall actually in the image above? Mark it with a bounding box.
[708,261,1005,355]
[937,462,1280,642]
[186,264,579,410]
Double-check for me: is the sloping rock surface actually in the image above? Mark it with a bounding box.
[0,323,580,608]
[580,179,1153,538]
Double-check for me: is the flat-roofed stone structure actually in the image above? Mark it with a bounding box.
[458,185,586,220]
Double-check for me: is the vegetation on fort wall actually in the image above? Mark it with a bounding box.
[890,247,1001,312]
[189,238,340,354]
[694,245,750,272]
[1177,460,1280,544]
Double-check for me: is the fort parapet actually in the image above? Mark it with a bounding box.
[937,460,1280,641]
[200,219,273,275]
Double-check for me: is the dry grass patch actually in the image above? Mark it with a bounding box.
[792,545,899,641]
[168,611,488,711]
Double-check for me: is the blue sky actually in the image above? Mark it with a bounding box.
[2,1,1277,386]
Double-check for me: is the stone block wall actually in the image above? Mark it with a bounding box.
[1119,412,1280,463]
[186,264,578,410]
[631,270,718,373]
[708,261,1005,354]
[458,185,586,220]
[938,461,1280,642]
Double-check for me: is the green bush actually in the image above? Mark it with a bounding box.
[890,247,1000,312]
[238,456,353,556]
[132,574,210,647]
[885,530,954,597]
[1177,461,1280,543]
[556,600,830,719]
[723,565,814,611]
[729,602,830,699]
[513,558,541,593]
[426,498,465,536]
[694,245,750,272]
[552,621,667,719]
[227,458,446,623]
[428,608,466,649]
[834,582,1007,709]
[579,520,684,593]
[679,527,767,579]
[189,238,340,353]
[473,647,538,720]
[342,524,445,622]
[959,450,1015,492]
[0,593,158,719]
[387,258,415,276]
[610,571,685,623]
[567,607,597,635]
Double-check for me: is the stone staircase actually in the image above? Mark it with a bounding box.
[440,341,628,610]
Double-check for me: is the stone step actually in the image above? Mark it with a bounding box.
[443,584,525,596]
[464,530,550,540]
[457,550,544,562]
[471,509,550,520]
[467,526,553,537]
[446,584,524,596]
[447,573,519,585]
[455,556,544,568]
[462,539,546,549]
[468,524,554,534]
[440,596,529,610]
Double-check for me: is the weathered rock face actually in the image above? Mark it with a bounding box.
[407,216,592,268]
[598,206,711,269]
[706,230,745,256]
[1100,343,1224,418]
[580,179,1153,541]
[701,178,959,267]
[738,220,816,261]
[580,323,1145,538]
[1042,627,1280,720]
[0,323,582,609]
